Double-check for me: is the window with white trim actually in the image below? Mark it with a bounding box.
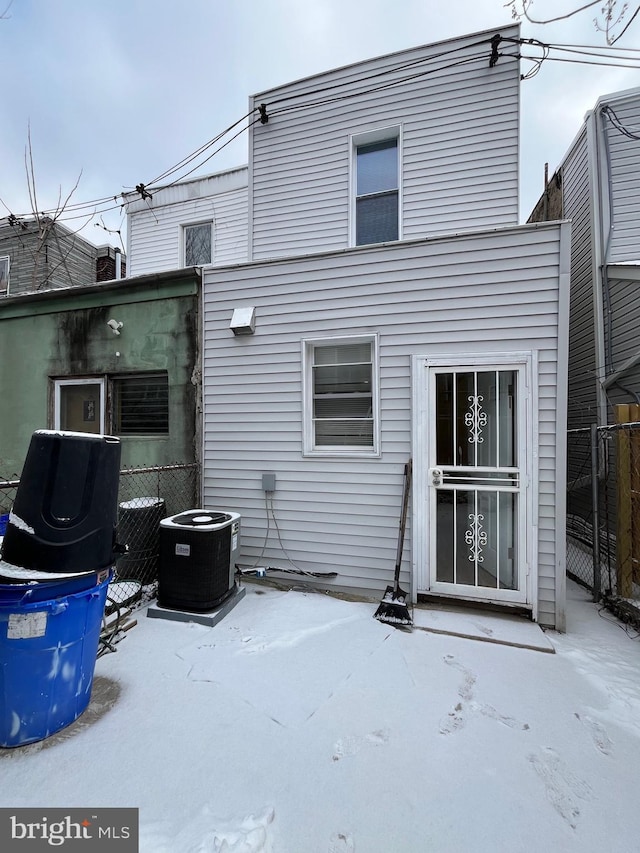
[184,222,213,266]
[0,256,9,294]
[53,378,106,434]
[353,129,400,246]
[303,335,379,455]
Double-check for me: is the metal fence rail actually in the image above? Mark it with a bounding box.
[0,462,199,611]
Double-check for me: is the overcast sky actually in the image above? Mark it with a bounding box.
[1,0,638,250]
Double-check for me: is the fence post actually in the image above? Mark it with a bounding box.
[591,423,601,601]
[616,404,633,598]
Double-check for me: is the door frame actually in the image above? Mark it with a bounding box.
[411,351,538,618]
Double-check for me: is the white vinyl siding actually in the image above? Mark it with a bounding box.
[202,221,568,628]
[248,25,520,260]
[126,169,248,276]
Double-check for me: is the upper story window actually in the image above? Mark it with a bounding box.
[303,334,379,456]
[353,129,400,246]
[184,222,213,266]
[0,256,9,295]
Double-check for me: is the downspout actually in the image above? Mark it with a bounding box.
[586,108,608,426]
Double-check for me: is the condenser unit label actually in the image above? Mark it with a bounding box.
[175,543,191,557]
[232,535,238,551]
[8,611,47,639]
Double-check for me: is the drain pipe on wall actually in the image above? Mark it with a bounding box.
[587,106,608,427]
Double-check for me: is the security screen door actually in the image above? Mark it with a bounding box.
[427,364,527,602]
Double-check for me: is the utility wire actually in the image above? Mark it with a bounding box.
[4,33,639,225]
[146,109,257,188]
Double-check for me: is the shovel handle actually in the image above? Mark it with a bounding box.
[394,460,412,585]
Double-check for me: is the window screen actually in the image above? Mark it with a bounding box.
[112,373,169,435]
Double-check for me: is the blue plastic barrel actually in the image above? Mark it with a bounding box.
[0,571,111,748]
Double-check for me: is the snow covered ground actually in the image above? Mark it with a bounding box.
[1,579,639,852]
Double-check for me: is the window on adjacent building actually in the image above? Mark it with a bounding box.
[303,336,379,455]
[53,378,106,434]
[0,256,9,294]
[354,131,399,246]
[184,222,213,266]
[112,373,169,435]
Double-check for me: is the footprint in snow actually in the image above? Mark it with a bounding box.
[439,702,466,735]
[329,832,355,852]
[527,746,592,829]
[574,712,613,756]
[332,728,390,761]
[443,654,477,701]
[475,702,530,730]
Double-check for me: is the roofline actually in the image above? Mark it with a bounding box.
[121,164,249,204]
[0,267,201,309]
[250,21,518,100]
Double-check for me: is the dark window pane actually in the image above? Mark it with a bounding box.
[436,373,454,466]
[356,192,399,245]
[113,374,169,435]
[185,223,212,265]
[313,363,372,395]
[357,139,398,195]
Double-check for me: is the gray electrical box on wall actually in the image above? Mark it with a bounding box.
[262,472,276,492]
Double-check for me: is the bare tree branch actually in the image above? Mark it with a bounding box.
[505,0,640,44]
[20,130,90,291]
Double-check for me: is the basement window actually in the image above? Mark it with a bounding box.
[112,373,169,435]
[303,335,379,456]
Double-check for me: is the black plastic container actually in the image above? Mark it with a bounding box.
[116,497,165,582]
[0,430,122,575]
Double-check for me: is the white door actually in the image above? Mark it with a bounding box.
[413,355,532,605]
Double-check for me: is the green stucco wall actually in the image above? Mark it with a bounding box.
[0,274,199,475]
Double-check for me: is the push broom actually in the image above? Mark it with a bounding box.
[374,459,413,627]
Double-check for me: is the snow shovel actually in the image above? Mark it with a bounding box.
[374,459,413,626]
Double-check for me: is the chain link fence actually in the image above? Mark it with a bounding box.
[567,420,640,630]
[0,463,199,614]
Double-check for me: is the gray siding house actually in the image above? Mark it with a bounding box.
[529,87,640,429]
[0,216,124,296]
[195,25,570,629]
